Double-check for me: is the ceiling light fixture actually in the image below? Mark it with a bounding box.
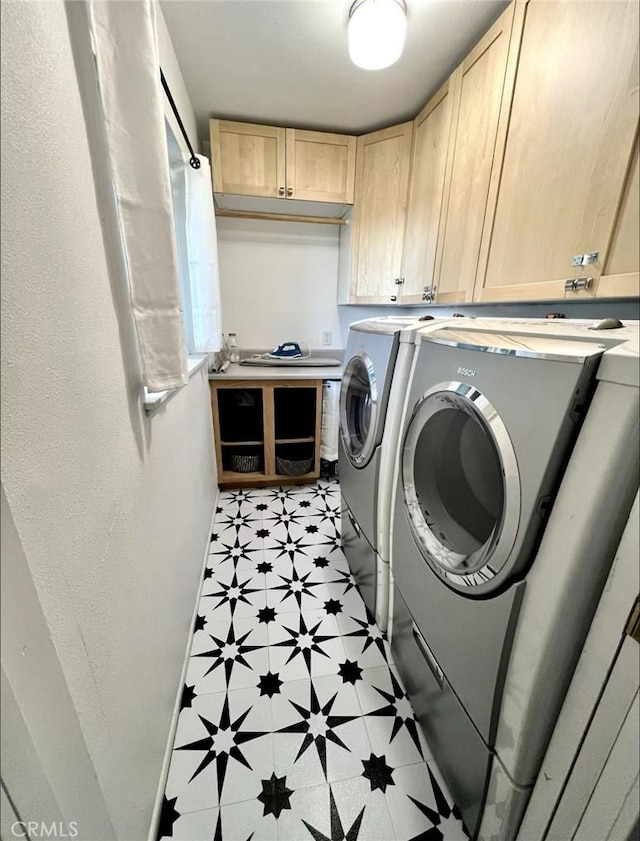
[348,0,407,71]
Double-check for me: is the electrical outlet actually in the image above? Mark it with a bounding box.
[322,331,332,346]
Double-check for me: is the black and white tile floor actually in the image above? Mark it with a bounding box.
[159,479,467,841]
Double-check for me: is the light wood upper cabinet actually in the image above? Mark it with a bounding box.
[400,80,455,304]
[476,0,639,303]
[349,123,414,304]
[435,4,518,304]
[210,119,356,204]
[598,140,640,299]
[210,120,285,199]
[286,129,356,203]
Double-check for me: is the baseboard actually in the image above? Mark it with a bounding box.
[147,485,219,841]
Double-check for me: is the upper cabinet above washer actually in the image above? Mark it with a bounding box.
[598,141,640,300]
[434,3,518,305]
[344,2,520,307]
[348,122,414,305]
[399,78,456,305]
[210,119,356,206]
[475,0,639,303]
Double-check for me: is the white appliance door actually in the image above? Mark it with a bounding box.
[339,352,378,468]
[402,381,521,594]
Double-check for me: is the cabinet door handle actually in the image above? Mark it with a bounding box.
[287,186,293,197]
[422,284,437,303]
[571,252,599,267]
[564,277,593,292]
[278,186,285,196]
[390,295,397,302]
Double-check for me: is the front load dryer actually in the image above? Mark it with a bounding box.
[388,323,639,839]
[339,316,448,627]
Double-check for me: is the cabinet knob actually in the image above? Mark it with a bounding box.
[287,186,293,197]
[278,186,285,196]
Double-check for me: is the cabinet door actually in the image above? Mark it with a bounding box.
[210,119,286,198]
[285,129,356,203]
[350,122,414,304]
[400,80,455,304]
[435,4,517,304]
[598,140,640,299]
[477,0,639,303]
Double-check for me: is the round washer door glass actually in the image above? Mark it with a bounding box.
[340,354,378,466]
[402,382,520,591]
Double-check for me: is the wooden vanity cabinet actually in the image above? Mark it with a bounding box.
[210,379,323,489]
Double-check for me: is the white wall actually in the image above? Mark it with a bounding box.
[0,2,216,839]
[157,2,199,155]
[217,218,343,349]
[216,222,640,354]
[1,489,114,839]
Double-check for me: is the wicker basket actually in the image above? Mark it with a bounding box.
[229,452,263,473]
[276,455,314,477]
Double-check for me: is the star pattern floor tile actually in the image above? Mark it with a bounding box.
[159,479,468,841]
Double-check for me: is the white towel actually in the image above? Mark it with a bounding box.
[88,0,188,392]
[321,381,341,461]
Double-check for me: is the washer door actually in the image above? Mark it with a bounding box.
[402,381,521,594]
[340,352,378,467]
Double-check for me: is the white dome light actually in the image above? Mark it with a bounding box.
[348,0,407,71]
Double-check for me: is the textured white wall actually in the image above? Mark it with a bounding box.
[217,218,343,349]
[1,488,115,839]
[157,3,199,155]
[0,2,216,839]
[216,222,639,354]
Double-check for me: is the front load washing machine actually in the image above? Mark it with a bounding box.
[388,322,639,840]
[339,316,449,628]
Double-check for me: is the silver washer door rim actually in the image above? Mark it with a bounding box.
[402,381,521,593]
[340,352,378,468]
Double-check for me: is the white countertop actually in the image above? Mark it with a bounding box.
[209,362,342,381]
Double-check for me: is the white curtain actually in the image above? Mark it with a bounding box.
[185,156,222,353]
[87,0,188,392]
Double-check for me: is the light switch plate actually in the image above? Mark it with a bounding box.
[322,331,332,346]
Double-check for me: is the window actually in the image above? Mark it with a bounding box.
[165,120,195,355]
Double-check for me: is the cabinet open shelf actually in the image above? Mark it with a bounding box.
[210,379,323,489]
[220,470,266,482]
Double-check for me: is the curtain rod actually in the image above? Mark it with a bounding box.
[160,69,200,170]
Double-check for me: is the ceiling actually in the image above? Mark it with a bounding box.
[160,0,508,145]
